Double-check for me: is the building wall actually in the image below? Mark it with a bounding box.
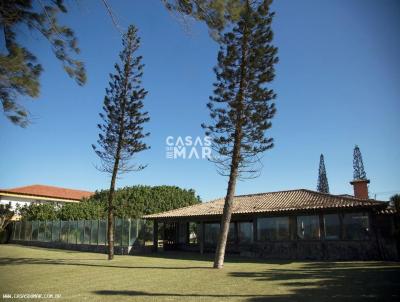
[168,211,399,261]
[0,195,38,210]
[0,195,69,211]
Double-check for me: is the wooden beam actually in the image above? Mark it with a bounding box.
[199,222,205,254]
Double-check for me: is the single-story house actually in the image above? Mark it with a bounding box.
[144,179,399,260]
[0,185,93,218]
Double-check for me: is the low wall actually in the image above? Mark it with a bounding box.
[181,239,399,261]
[9,240,152,255]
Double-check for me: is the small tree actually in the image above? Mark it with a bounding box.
[92,25,150,260]
[353,145,367,180]
[0,203,14,233]
[202,0,278,269]
[317,154,329,193]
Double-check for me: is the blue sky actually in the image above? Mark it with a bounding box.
[1,0,399,201]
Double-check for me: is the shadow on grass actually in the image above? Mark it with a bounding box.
[140,251,294,265]
[94,290,269,299]
[233,262,400,302]
[0,257,209,270]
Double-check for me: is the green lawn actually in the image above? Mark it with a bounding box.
[0,244,399,301]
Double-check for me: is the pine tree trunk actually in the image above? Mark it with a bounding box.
[213,5,249,268]
[213,144,240,268]
[107,161,118,260]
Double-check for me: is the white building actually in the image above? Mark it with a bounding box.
[0,185,94,218]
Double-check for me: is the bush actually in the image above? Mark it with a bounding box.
[19,185,201,221]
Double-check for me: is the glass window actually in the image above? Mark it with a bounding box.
[90,220,99,245]
[114,218,122,246]
[238,222,253,244]
[15,222,21,240]
[343,213,369,240]
[122,219,130,246]
[60,221,69,243]
[31,221,39,241]
[52,221,60,242]
[20,221,26,240]
[227,223,235,244]
[188,222,197,244]
[205,223,220,245]
[178,222,187,244]
[45,221,52,241]
[98,220,107,245]
[83,220,91,244]
[258,217,289,241]
[77,221,84,244]
[25,221,32,241]
[68,221,77,244]
[297,215,320,240]
[324,214,340,240]
[38,221,46,241]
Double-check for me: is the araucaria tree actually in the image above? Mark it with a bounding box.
[0,0,86,127]
[317,154,329,193]
[92,25,149,260]
[353,145,367,180]
[202,0,278,269]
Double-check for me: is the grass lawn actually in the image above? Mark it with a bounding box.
[0,244,399,301]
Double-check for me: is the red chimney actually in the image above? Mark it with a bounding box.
[350,179,370,199]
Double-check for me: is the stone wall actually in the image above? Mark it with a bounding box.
[182,239,398,261]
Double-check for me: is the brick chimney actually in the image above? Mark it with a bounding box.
[350,179,370,199]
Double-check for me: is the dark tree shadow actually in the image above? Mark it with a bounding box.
[234,262,400,302]
[0,257,208,270]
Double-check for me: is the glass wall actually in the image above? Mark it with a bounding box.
[38,221,46,241]
[25,221,32,241]
[189,222,197,244]
[178,222,187,244]
[83,220,91,244]
[68,221,77,244]
[122,219,130,246]
[45,221,52,242]
[205,223,220,245]
[32,221,39,241]
[52,221,60,242]
[60,221,69,243]
[343,212,369,240]
[90,220,99,245]
[11,218,145,247]
[227,223,235,244]
[324,214,340,240]
[258,217,289,241]
[77,221,84,244]
[114,218,122,246]
[297,215,320,240]
[20,221,26,241]
[98,220,107,245]
[238,222,253,244]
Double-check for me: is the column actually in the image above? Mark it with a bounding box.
[152,220,158,252]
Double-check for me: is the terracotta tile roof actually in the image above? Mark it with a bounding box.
[0,185,94,201]
[143,189,386,219]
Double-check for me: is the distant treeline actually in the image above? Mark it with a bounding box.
[19,185,201,221]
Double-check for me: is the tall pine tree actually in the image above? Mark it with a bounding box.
[92,25,149,260]
[317,154,329,193]
[202,0,278,269]
[353,145,367,180]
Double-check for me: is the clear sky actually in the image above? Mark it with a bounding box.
[1,0,399,202]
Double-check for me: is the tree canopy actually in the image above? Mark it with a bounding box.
[18,185,201,221]
[0,0,86,127]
